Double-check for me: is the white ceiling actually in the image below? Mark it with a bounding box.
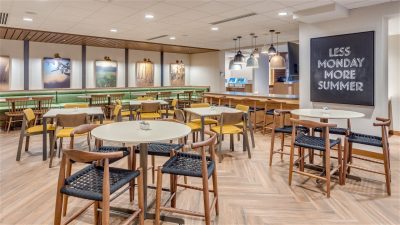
[0,0,397,50]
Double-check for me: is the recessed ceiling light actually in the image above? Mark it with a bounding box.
[110,28,118,32]
[211,27,219,31]
[145,14,154,19]
[169,36,176,40]
[278,12,288,16]
[23,17,33,22]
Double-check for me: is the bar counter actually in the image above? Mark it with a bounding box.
[204,91,299,105]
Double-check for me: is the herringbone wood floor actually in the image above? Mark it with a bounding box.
[0,129,399,225]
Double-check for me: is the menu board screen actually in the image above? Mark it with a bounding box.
[310,31,374,106]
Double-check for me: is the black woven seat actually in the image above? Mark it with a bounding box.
[265,109,275,115]
[249,106,264,112]
[275,125,309,134]
[61,165,139,201]
[314,127,348,135]
[135,143,184,157]
[348,132,382,147]
[94,146,129,164]
[294,134,340,151]
[161,152,215,178]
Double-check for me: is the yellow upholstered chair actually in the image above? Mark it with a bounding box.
[234,104,255,148]
[174,109,201,142]
[49,113,90,168]
[16,108,55,161]
[159,99,178,118]
[139,102,161,120]
[211,112,251,161]
[116,99,133,120]
[137,96,154,100]
[96,104,122,124]
[189,103,218,126]
[64,103,89,108]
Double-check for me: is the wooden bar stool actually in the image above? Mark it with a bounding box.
[288,118,343,198]
[54,149,144,225]
[343,117,392,195]
[155,131,218,225]
[269,110,309,166]
[261,99,283,134]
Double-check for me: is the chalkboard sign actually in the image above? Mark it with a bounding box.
[310,31,374,106]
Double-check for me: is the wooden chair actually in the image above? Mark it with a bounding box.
[16,108,55,161]
[32,96,53,124]
[211,112,251,161]
[261,99,282,134]
[343,117,392,195]
[49,113,90,168]
[54,149,144,225]
[116,99,134,120]
[138,102,161,120]
[174,109,201,142]
[178,90,193,108]
[189,103,218,127]
[107,93,124,119]
[63,103,89,108]
[243,98,263,133]
[269,110,309,166]
[96,104,122,124]
[288,118,343,198]
[158,91,172,101]
[192,90,205,103]
[91,94,108,118]
[159,98,178,118]
[154,131,218,225]
[235,104,255,148]
[4,97,29,133]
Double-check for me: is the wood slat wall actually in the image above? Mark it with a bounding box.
[0,26,218,54]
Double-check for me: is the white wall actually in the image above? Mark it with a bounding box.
[86,46,125,88]
[253,53,270,95]
[29,42,82,90]
[388,17,400,132]
[164,52,190,86]
[0,39,24,90]
[189,51,224,92]
[299,2,400,144]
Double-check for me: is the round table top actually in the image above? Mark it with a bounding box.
[291,109,365,119]
[91,121,191,144]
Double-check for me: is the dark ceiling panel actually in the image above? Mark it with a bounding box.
[0,26,217,54]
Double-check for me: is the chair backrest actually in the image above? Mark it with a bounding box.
[171,99,178,108]
[273,109,291,127]
[6,97,29,114]
[220,112,244,126]
[191,103,210,108]
[374,117,391,146]
[64,103,89,108]
[23,108,36,128]
[189,131,218,168]
[141,102,160,113]
[235,104,249,112]
[56,113,88,127]
[113,104,122,121]
[262,99,282,111]
[110,93,124,102]
[174,109,185,122]
[145,92,158,99]
[91,94,108,106]
[158,91,172,100]
[290,118,336,139]
[32,96,53,112]
[115,99,122,106]
[137,96,154,100]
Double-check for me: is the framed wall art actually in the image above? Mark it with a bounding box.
[95,58,117,88]
[136,58,154,87]
[170,60,185,86]
[0,56,10,91]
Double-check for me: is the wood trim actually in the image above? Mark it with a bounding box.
[0,26,218,54]
[389,130,400,136]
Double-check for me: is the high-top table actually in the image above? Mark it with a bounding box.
[291,109,365,123]
[91,121,191,223]
[41,107,104,160]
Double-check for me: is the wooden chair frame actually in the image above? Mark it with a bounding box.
[288,118,343,198]
[4,97,29,133]
[154,131,219,225]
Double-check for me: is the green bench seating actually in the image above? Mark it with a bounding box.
[0,86,209,125]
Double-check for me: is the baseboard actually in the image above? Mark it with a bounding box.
[389,130,400,136]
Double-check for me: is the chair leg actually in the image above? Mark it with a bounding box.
[62,161,72,216]
[337,143,343,185]
[6,117,12,133]
[230,134,234,151]
[57,138,63,158]
[24,136,30,152]
[155,167,163,225]
[171,175,177,208]
[202,173,211,225]
[280,133,285,161]
[17,132,25,161]
[54,192,63,225]
[343,138,349,185]
[152,155,156,184]
[87,134,91,151]
[243,131,251,159]
[212,168,219,216]
[269,130,276,166]
[300,147,305,172]
[288,144,295,185]
[382,144,391,195]
[325,149,331,198]
[128,149,134,202]
[132,149,137,202]
[49,138,58,168]
[93,201,99,225]
[137,168,145,225]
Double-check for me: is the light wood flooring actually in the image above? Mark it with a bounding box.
[0,129,399,225]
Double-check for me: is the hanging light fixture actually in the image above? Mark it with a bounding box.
[270,31,286,69]
[253,35,260,58]
[261,30,277,56]
[233,36,246,65]
[229,38,242,70]
[246,33,259,68]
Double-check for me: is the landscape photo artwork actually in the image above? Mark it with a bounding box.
[43,57,71,88]
[0,56,10,91]
[136,58,154,87]
[170,61,185,86]
[95,60,117,88]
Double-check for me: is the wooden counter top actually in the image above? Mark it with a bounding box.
[204,91,299,105]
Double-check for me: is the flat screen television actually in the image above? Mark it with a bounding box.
[228,77,237,84]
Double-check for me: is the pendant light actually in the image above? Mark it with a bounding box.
[233,36,246,65]
[261,30,277,56]
[229,38,242,70]
[246,33,259,68]
[253,35,260,58]
[270,31,286,69]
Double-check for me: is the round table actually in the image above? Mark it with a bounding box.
[290,109,365,121]
[91,121,191,221]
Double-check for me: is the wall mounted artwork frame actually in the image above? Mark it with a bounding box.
[136,58,154,87]
[43,57,71,89]
[95,60,117,88]
[0,56,10,91]
[170,60,185,86]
